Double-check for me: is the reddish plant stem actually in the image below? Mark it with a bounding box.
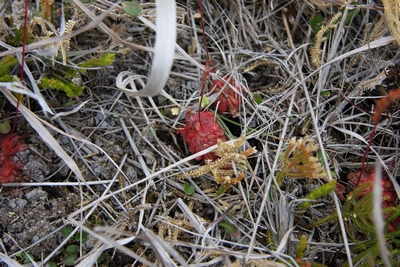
[358,87,400,185]
[12,0,29,134]
[198,0,211,125]
[358,126,376,186]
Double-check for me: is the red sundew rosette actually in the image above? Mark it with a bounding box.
[177,109,227,161]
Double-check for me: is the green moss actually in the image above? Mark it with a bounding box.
[40,76,84,97]
[0,56,18,82]
[78,53,115,72]
[11,28,34,46]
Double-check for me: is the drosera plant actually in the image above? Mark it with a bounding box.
[177,0,251,195]
[208,75,248,116]
[177,109,228,162]
[0,132,27,184]
[0,13,23,193]
[358,86,400,182]
[346,167,399,232]
[0,0,30,186]
[313,182,400,266]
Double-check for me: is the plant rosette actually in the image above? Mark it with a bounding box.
[177,109,227,161]
[347,167,399,232]
[209,76,247,116]
[0,133,27,184]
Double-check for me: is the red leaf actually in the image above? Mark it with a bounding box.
[177,109,227,161]
[209,77,247,116]
[346,167,399,232]
[0,134,26,184]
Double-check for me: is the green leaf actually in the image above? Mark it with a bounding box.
[317,150,329,165]
[310,13,323,34]
[121,1,141,16]
[320,90,331,97]
[341,3,359,25]
[216,185,229,196]
[11,28,34,46]
[23,254,34,264]
[253,93,263,104]
[218,219,240,239]
[183,183,195,196]
[64,254,76,266]
[0,121,11,134]
[200,96,210,108]
[66,244,78,254]
[0,56,18,82]
[61,226,73,237]
[64,100,77,107]
[65,68,79,79]
[75,230,89,243]
[48,262,57,267]
[97,252,106,264]
[16,252,34,264]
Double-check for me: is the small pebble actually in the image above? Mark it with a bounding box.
[8,200,17,209]
[25,188,48,202]
[16,199,27,209]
